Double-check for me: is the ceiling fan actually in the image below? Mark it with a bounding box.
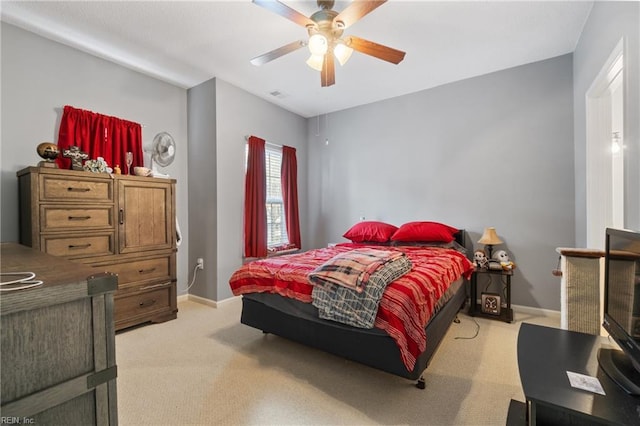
[250,0,406,87]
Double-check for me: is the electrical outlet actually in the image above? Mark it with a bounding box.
[196,258,204,270]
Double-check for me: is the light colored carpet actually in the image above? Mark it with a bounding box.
[116,299,558,425]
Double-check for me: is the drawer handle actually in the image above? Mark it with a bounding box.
[140,282,170,291]
[138,267,157,275]
[139,299,157,308]
[69,243,91,249]
[68,215,91,221]
[67,187,90,192]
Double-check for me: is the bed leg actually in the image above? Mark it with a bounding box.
[453,315,460,324]
[416,376,426,389]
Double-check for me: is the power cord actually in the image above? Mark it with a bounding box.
[454,316,481,340]
[0,272,44,292]
[185,263,202,291]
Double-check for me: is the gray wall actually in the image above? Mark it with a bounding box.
[307,54,575,311]
[187,78,218,301]
[0,23,190,293]
[187,78,308,301]
[573,1,640,245]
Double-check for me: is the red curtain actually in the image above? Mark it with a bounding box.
[281,145,301,249]
[244,136,267,258]
[56,105,143,171]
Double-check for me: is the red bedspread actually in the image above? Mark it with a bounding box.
[229,243,474,371]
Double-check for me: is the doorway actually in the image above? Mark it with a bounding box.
[585,39,625,249]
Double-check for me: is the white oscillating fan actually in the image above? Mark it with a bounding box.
[149,132,176,176]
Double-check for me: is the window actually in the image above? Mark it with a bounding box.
[244,136,300,258]
[265,145,289,247]
[246,142,289,248]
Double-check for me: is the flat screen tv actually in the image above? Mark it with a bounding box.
[599,227,640,396]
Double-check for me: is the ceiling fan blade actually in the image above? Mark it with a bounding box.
[250,40,306,66]
[253,0,316,28]
[321,53,335,87]
[334,0,387,29]
[346,35,406,64]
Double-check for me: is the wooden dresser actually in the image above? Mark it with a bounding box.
[17,167,178,330]
[1,243,118,424]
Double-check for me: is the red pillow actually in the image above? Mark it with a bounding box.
[343,221,398,243]
[391,221,459,243]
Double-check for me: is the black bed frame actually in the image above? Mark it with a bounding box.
[239,230,472,388]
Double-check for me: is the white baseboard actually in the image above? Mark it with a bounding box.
[178,293,241,308]
[512,303,560,319]
[467,297,561,320]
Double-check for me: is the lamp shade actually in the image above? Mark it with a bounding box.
[308,34,328,55]
[306,54,324,71]
[334,42,353,66]
[478,227,503,245]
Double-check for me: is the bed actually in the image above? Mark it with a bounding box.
[230,223,474,388]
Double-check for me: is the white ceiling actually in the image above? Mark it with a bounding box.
[1,0,593,118]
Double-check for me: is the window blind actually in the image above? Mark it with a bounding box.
[265,144,288,247]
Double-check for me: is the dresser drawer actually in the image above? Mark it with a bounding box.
[40,175,113,202]
[41,233,114,258]
[114,285,172,323]
[41,206,114,232]
[102,256,172,289]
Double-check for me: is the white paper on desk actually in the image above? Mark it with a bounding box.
[566,371,606,395]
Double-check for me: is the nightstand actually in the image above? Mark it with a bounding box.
[469,267,513,323]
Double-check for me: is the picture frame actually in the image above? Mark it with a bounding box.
[481,292,501,316]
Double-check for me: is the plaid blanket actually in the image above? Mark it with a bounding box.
[312,254,412,329]
[229,243,474,372]
[308,248,405,293]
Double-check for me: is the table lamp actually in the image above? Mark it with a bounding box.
[478,227,503,259]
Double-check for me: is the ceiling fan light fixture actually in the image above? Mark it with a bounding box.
[251,0,405,86]
[308,33,328,55]
[334,42,353,66]
[306,53,324,71]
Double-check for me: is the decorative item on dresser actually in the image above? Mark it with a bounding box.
[62,145,89,171]
[36,141,60,168]
[1,243,118,424]
[16,166,178,331]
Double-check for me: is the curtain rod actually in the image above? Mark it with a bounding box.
[244,135,281,148]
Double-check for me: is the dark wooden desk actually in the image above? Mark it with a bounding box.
[517,323,640,425]
[1,243,118,425]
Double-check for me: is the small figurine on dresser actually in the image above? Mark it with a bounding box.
[473,249,489,269]
[493,249,516,271]
[36,142,59,168]
[62,145,89,171]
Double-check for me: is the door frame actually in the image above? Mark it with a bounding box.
[585,38,625,249]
